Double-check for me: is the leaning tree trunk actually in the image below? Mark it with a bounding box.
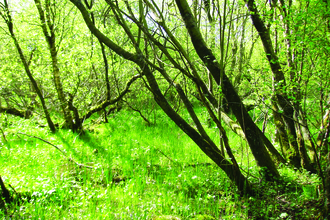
[1,1,56,132]
[70,0,254,195]
[141,65,254,195]
[175,0,280,181]
[281,0,314,172]
[272,96,290,157]
[245,0,302,169]
[0,175,12,204]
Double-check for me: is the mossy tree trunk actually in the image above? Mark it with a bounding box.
[175,0,280,181]
[325,152,330,218]
[245,0,307,169]
[34,0,75,131]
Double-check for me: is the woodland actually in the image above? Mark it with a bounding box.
[0,0,329,219]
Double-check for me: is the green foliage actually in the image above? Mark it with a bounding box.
[0,0,329,218]
[0,109,322,219]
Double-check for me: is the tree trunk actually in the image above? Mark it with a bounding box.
[220,109,286,164]
[325,153,330,218]
[0,175,12,204]
[34,0,75,131]
[298,109,317,164]
[245,0,301,168]
[175,0,280,181]
[70,0,254,195]
[142,64,254,194]
[317,110,330,157]
[294,112,315,172]
[1,2,56,132]
[51,48,74,130]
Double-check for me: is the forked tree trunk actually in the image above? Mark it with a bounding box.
[34,0,75,131]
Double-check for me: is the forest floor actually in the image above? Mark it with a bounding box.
[0,108,324,219]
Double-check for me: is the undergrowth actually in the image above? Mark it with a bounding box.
[0,109,323,219]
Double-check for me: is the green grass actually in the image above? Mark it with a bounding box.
[0,109,322,219]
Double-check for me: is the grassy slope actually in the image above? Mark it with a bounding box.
[0,109,322,219]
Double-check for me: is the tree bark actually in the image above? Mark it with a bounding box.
[0,107,29,119]
[245,0,301,168]
[325,152,330,218]
[70,0,254,195]
[0,175,12,204]
[272,95,290,154]
[80,74,141,122]
[317,110,330,157]
[0,1,56,132]
[34,0,74,131]
[175,0,280,181]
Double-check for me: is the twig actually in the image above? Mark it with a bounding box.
[153,147,182,168]
[239,167,259,180]
[18,132,66,155]
[184,162,213,168]
[8,184,17,194]
[17,132,96,170]
[124,100,151,126]
[154,147,174,163]
[0,127,7,142]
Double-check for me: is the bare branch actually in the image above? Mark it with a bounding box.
[17,132,96,170]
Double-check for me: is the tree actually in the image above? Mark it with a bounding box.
[1,0,329,209]
[67,0,289,195]
[34,0,75,130]
[0,0,140,132]
[0,0,56,132]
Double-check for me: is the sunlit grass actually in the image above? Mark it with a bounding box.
[0,108,322,219]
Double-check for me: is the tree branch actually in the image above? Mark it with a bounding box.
[17,132,95,170]
[80,74,141,121]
